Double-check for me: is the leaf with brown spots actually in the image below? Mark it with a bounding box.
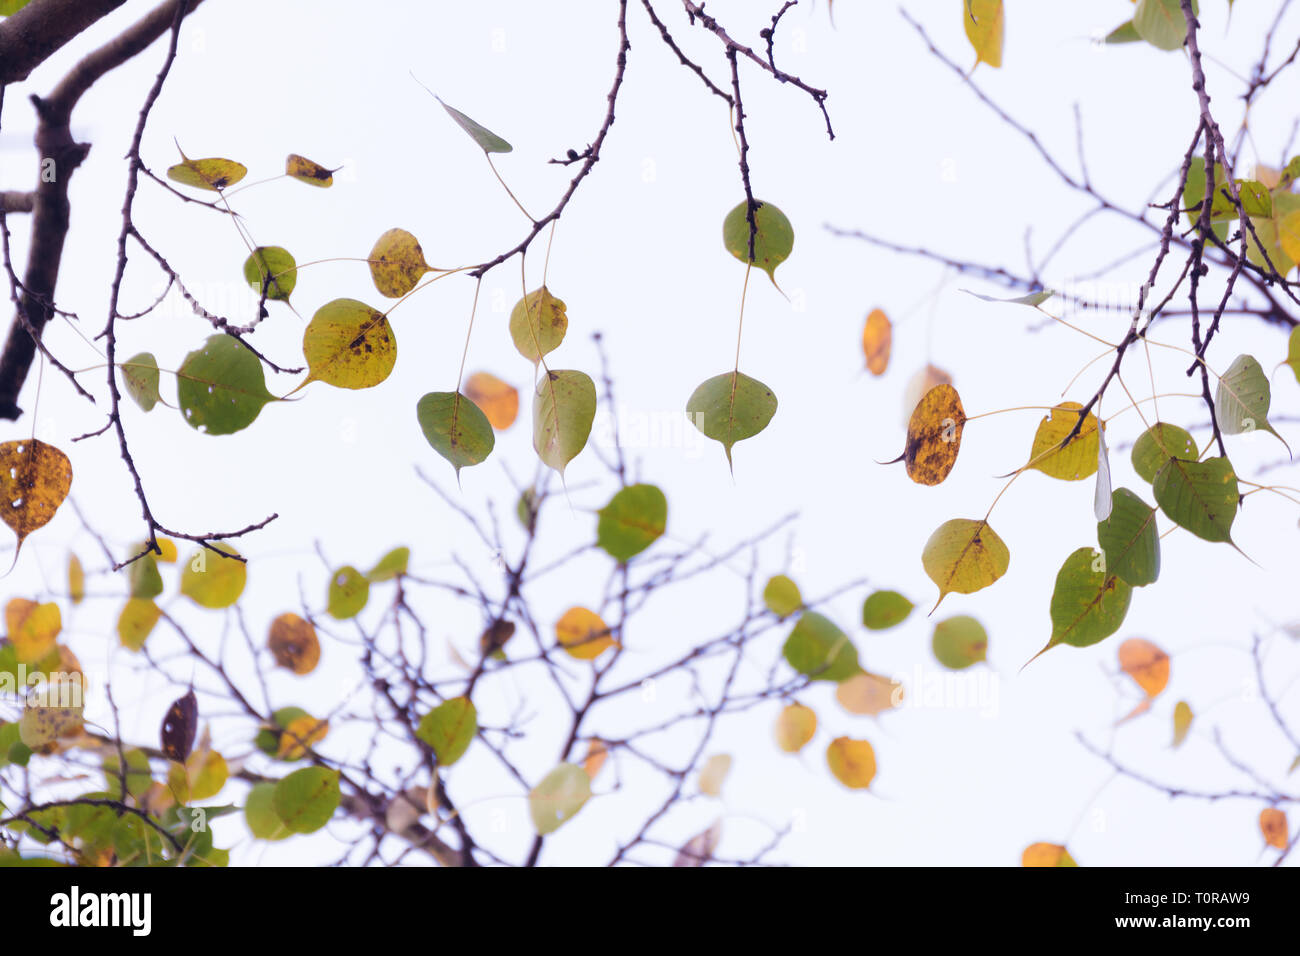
[0,439,72,559]
[285,153,337,187]
[267,613,321,675]
[166,146,247,191]
[298,298,397,391]
[887,383,965,485]
[369,228,431,298]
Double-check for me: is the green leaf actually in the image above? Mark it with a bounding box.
[1207,180,1272,220]
[782,612,859,681]
[931,615,988,669]
[0,2,35,16]
[1288,326,1300,386]
[1104,20,1141,43]
[861,590,914,630]
[177,335,275,435]
[529,764,590,835]
[686,371,778,470]
[327,566,369,619]
[1096,488,1161,587]
[1037,547,1133,657]
[509,287,568,365]
[1183,157,1230,241]
[1133,0,1197,51]
[921,518,1010,610]
[368,228,431,298]
[272,767,340,834]
[1132,423,1198,483]
[180,547,246,609]
[244,782,290,840]
[416,697,476,766]
[596,483,667,562]
[763,575,802,619]
[128,550,163,600]
[416,391,495,475]
[117,598,161,651]
[963,288,1054,307]
[367,547,410,582]
[243,246,297,301]
[533,370,597,475]
[120,352,160,412]
[1215,353,1288,447]
[436,96,513,153]
[1152,456,1238,543]
[722,199,794,285]
[166,150,247,191]
[301,298,397,391]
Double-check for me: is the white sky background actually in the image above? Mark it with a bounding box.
[1,0,1299,865]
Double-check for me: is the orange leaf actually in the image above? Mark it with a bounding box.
[861,308,892,375]
[1119,638,1169,698]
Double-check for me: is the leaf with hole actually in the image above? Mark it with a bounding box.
[529,763,589,835]
[327,566,369,619]
[160,689,198,763]
[177,335,275,435]
[0,439,71,557]
[1131,423,1197,483]
[1024,403,1099,481]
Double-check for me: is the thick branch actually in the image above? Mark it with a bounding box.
[0,0,127,85]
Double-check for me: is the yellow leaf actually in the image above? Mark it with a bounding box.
[861,308,892,375]
[166,152,247,191]
[1172,700,1193,748]
[19,674,84,750]
[1279,209,1300,266]
[893,383,966,485]
[555,606,614,660]
[368,228,431,298]
[301,298,397,391]
[464,372,520,430]
[963,0,1004,69]
[1119,637,1169,698]
[835,671,903,716]
[154,538,178,563]
[117,597,161,651]
[1025,402,1099,481]
[826,736,876,789]
[1021,842,1078,866]
[1260,807,1289,850]
[509,287,568,364]
[582,739,609,780]
[267,613,321,675]
[180,547,246,609]
[277,714,329,761]
[68,553,84,604]
[774,702,817,753]
[6,598,61,665]
[698,754,732,796]
[286,153,336,188]
[922,518,1010,610]
[0,438,72,557]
